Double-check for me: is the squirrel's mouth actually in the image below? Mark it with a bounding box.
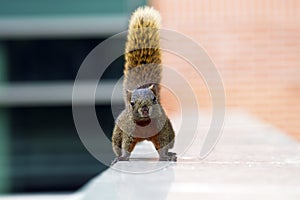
[139,106,151,118]
[142,106,149,117]
[142,108,149,115]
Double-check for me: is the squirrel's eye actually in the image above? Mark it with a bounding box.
[152,96,157,103]
[130,101,135,106]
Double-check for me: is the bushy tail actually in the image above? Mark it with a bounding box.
[125,6,161,69]
[124,6,162,92]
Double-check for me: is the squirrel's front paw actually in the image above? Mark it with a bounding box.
[159,152,177,162]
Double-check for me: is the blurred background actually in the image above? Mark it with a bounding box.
[156,0,300,140]
[0,0,147,194]
[0,0,299,196]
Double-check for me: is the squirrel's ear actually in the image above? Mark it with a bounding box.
[126,89,133,101]
[148,84,157,95]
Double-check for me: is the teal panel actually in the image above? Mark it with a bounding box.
[0,0,146,17]
[0,44,7,81]
[0,109,9,193]
[0,43,10,193]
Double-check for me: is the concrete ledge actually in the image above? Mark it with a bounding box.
[76,110,300,200]
[0,110,299,200]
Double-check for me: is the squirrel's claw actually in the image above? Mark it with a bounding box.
[111,158,118,166]
[159,151,177,162]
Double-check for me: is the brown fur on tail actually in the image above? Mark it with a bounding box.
[124,6,162,95]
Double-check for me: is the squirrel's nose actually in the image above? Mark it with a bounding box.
[141,105,149,115]
[142,105,149,111]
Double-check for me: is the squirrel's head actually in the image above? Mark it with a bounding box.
[126,84,162,121]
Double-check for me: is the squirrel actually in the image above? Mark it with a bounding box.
[111,6,177,164]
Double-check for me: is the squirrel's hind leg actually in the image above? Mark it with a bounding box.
[111,126,138,165]
[153,119,177,162]
[112,125,122,157]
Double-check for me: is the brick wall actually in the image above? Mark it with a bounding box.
[150,0,300,140]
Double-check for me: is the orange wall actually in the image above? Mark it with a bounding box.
[151,0,300,140]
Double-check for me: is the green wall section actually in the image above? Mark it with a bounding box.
[0,43,7,81]
[0,110,10,193]
[0,0,146,17]
[0,0,148,193]
[0,43,10,193]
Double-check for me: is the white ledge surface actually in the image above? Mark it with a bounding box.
[75,110,300,200]
[1,110,299,200]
